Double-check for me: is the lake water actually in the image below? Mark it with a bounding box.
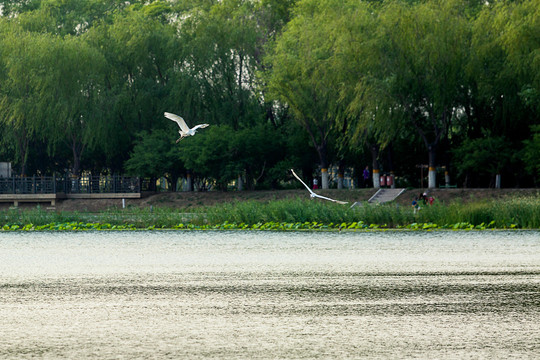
[1,230,539,359]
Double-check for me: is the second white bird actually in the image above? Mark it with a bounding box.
[291,169,348,205]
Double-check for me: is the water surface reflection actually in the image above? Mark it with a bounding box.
[1,231,539,358]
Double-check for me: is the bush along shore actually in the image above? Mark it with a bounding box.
[0,197,538,231]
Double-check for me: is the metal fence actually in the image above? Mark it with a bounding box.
[0,176,140,194]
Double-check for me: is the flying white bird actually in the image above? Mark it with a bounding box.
[164,112,209,143]
[290,169,348,205]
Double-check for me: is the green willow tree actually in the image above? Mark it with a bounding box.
[84,3,178,171]
[453,135,512,188]
[41,36,107,176]
[15,1,110,176]
[496,0,540,116]
[1,0,537,190]
[171,0,265,129]
[371,0,471,189]
[0,29,53,175]
[166,0,293,189]
[327,1,389,188]
[467,0,540,186]
[265,0,349,189]
[0,0,150,176]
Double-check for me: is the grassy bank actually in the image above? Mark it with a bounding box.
[203,196,540,229]
[0,196,538,231]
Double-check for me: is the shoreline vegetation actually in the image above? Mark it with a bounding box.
[1,196,539,231]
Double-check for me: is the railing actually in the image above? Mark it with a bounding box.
[63,176,140,194]
[0,175,140,194]
[140,178,157,192]
[0,176,59,194]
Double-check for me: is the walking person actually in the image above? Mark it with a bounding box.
[363,166,370,188]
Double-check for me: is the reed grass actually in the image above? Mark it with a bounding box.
[202,196,539,229]
[0,206,203,228]
[0,196,538,229]
[413,197,540,228]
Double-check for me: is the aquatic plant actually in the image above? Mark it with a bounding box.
[0,196,537,230]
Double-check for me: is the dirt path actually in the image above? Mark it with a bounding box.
[52,188,539,212]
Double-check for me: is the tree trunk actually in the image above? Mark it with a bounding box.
[185,172,193,191]
[428,144,437,189]
[370,144,380,189]
[16,129,29,176]
[386,144,395,189]
[170,175,178,192]
[411,110,444,189]
[71,137,85,177]
[315,142,329,189]
[321,168,329,189]
[337,161,345,189]
[18,145,27,177]
[72,148,80,177]
[303,120,330,189]
[237,174,244,191]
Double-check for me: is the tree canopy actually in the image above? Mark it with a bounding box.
[0,0,538,188]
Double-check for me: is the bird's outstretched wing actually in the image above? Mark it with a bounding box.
[291,169,314,195]
[291,169,348,205]
[192,123,209,131]
[312,193,348,205]
[164,112,190,133]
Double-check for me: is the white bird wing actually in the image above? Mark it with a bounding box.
[192,123,209,131]
[312,193,348,205]
[164,112,190,133]
[291,169,348,205]
[291,169,315,195]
